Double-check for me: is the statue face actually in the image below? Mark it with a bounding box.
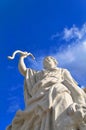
[43,56,57,70]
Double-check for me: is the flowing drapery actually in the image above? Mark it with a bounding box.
[7,68,86,130]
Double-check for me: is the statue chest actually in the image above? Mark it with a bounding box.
[35,69,62,82]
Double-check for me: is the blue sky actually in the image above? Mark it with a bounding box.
[0,0,86,129]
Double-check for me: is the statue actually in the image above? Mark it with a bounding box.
[7,50,86,130]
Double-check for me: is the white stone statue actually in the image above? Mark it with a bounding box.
[7,50,86,130]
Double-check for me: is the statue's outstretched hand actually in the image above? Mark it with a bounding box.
[20,51,35,59]
[8,50,35,60]
[8,50,35,76]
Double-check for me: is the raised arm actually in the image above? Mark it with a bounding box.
[18,55,27,76]
[8,50,35,77]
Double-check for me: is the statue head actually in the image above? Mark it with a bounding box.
[43,56,58,70]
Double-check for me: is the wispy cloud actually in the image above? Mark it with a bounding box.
[51,23,86,42]
[63,24,86,41]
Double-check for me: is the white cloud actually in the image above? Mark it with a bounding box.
[83,41,86,50]
[63,23,86,41]
[63,26,81,41]
[51,23,86,42]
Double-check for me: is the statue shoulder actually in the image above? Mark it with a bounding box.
[61,68,70,74]
[60,68,71,79]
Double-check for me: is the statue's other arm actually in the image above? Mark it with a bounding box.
[62,69,86,104]
[63,69,78,86]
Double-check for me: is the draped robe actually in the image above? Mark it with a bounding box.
[7,68,86,130]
